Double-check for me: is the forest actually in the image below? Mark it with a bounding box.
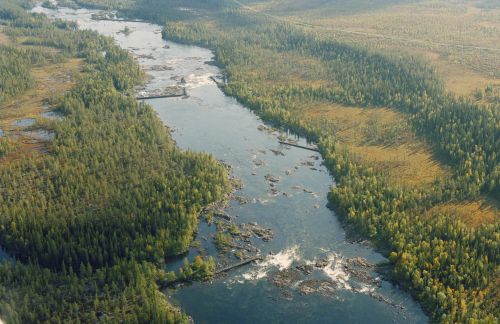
[0,0,229,321]
[0,0,498,322]
[101,0,500,322]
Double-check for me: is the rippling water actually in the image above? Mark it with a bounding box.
[34,5,428,323]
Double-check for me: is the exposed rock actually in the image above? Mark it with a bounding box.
[268,268,301,288]
[344,257,380,286]
[269,188,279,196]
[366,291,398,308]
[214,212,232,221]
[137,53,155,59]
[149,65,174,71]
[347,257,373,269]
[265,174,280,183]
[315,259,329,268]
[296,263,314,275]
[234,196,249,205]
[298,280,337,296]
[240,222,274,242]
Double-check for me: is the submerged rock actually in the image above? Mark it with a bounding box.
[270,149,285,156]
[253,159,265,167]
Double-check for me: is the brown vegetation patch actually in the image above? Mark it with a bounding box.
[0,29,11,45]
[250,0,500,95]
[0,58,82,162]
[305,102,450,187]
[425,198,499,227]
[417,49,500,97]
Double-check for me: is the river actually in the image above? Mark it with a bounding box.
[33,5,427,323]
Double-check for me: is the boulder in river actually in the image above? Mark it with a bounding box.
[347,257,373,269]
[268,268,301,288]
[296,263,314,275]
[265,174,280,183]
[234,196,249,205]
[298,280,337,296]
[240,222,274,242]
[149,65,174,71]
[315,258,329,269]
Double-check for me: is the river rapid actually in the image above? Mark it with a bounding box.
[33,5,427,323]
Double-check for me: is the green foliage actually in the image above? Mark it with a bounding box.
[214,230,233,252]
[0,46,34,102]
[0,261,189,323]
[178,256,216,281]
[322,137,499,322]
[0,138,14,158]
[0,44,67,103]
[161,10,499,197]
[0,2,229,322]
[122,1,499,321]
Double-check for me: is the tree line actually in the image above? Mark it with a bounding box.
[0,1,229,322]
[116,2,499,321]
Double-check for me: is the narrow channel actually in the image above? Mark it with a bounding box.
[34,5,428,323]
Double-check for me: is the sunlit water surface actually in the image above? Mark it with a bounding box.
[32,6,428,323]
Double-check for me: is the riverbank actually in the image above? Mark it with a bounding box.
[103,1,500,322]
[0,1,231,321]
[42,5,430,324]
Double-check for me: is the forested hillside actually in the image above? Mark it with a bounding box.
[0,0,229,321]
[98,0,500,322]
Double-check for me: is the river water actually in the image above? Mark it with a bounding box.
[34,5,427,323]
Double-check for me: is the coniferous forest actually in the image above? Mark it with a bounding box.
[116,0,498,322]
[0,0,498,323]
[0,0,229,322]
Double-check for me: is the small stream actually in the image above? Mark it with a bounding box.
[33,5,427,323]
